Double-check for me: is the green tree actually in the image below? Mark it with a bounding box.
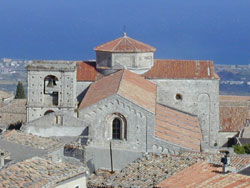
[15,81,26,99]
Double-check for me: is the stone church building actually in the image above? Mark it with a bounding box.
[23,34,220,169]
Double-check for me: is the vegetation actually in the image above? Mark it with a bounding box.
[15,81,26,99]
[234,144,250,154]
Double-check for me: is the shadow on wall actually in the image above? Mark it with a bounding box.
[77,85,90,105]
[7,121,22,130]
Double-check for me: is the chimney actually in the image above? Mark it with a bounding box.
[221,151,230,174]
[0,152,4,168]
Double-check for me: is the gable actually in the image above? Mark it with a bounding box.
[79,69,157,113]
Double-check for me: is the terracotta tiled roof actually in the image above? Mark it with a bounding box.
[155,104,202,152]
[220,106,250,132]
[0,157,87,188]
[88,153,199,188]
[2,130,63,152]
[220,95,250,102]
[0,90,13,99]
[77,61,99,81]
[219,96,250,132]
[79,69,157,113]
[89,152,250,188]
[0,99,27,125]
[94,34,156,53]
[143,59,218,79]
[157,161,250,188]
[180,151,250,171]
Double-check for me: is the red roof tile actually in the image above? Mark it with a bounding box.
[157,161,250,188]
[77,61,99,81]
[143,59,218,79]
[220,105,250,132]
[79,70,157,113]
[94,34,156,53]
[220,95,250,102]
[155,104,202,151]
[220,96,250,132]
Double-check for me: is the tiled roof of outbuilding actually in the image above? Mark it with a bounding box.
[0,99,27,125]
[77,61,99,81]
[0,157,87,188]
[157,161,250,188]
[94,34,156,53]
[220,106,250,132]
[89,152,250,188]
[0,90,13,100]
[143,59,218,80]
[220,95,250,102]
[2,130,63,152]
[79,69,157,113]
[155,104,202,152]
[219,95,250,132]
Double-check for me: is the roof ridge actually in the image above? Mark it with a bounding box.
[117,69,126,94]
[125,37,138,51]
[112,37,124,51]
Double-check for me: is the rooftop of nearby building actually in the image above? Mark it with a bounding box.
[0,157,88,188]
[88,152,250,188]
[79,69,157,113]
[0,99,26,114]
[155,104,202,152]
[0,90,13,100]
[94,33,156,53]
[219,96,250,132]
[143,59,218,80]
[157,160,250,188]
[220,95,250,102]
[77,61,99,81]
[88,153,199,188]
[0,99,27,125]
[1,130,63,152]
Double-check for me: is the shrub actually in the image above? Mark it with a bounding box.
[233,145,245,154]
[243,144,250,154]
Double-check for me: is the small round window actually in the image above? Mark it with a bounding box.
[175,94,183,101]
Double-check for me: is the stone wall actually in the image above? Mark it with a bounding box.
[152,79,220,148]
[96,52,154,71]
[79,94,155,170]
[80,95,155,152]
[23,112,89,137]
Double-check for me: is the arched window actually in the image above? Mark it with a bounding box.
[44,75,58,88]
[112,118,121,140]
[106,113,127,141]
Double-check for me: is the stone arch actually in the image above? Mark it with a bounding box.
[105,113,127,140]
[43,75,59,106]
[44,75,58,88]
[44,110,54,116]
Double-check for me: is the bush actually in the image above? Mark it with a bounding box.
[243,144,250,154]
[233,145,245,154]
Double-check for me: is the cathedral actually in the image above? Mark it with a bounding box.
[23,33,220,169]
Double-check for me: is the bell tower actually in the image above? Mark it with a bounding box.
[26,60,78,122]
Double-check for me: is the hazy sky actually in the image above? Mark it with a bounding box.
[0,0,249,65]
